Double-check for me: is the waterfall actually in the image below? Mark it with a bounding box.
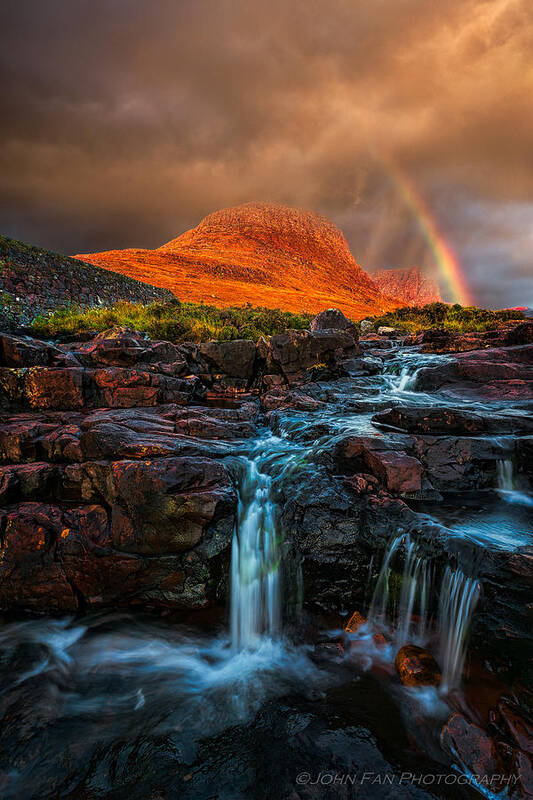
[230,458,281,650]
[438,567,480,691]
[497,459,514,492]
[368,534,430,644]
[395,365,420,392]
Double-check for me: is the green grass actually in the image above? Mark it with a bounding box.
[31,299,312,342]
[366,302,525,334]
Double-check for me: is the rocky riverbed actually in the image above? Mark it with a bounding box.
[0,312,532,799]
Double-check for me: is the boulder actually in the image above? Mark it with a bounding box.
[310,308,358,336]
[265,329,359,384]
[395,645,441,687]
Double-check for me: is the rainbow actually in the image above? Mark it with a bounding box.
[384,160,474,306]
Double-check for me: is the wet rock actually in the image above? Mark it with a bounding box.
[499,702,533,755]
[395,645,441,687]
[413,345,533,401]
[374,405,533,435]
[0,456,236,613]
[337,436,423,496]
[345,610,367,633]
[440,713,504,779]
[512,750,533,798]
[364,449,423,496]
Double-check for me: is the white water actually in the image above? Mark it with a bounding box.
[231,457,281,650]
[438,567,480,691]
[369,534,431,645]
[497,459,533,507]
[497,459,514,492]
[368,537,482,690]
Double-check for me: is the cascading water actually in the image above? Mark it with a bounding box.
[438,567,480,691]
[496,458,533,506]
[497,459,514,492]
[368,534,431,645]
[231,457,281,650]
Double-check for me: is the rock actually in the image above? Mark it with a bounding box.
[377,326,398,336]
[373,405,533,435]
[359,319,375,335]
[440,713,504,779]
[512,750,533,798]
[0,455,237,613]
[345,610,367,633]
[395,645,441,687]
[197,339,257,387]
[0,332,72,367]
[338,436,423,496]
[413,345,533,400]
[0,365,205,410]
[364,449,423,495]
[265,329,359,385]
[310,308,357,336]
[499,702,533,755]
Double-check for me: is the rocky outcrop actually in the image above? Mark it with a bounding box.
[76,202,399,319]
[373,405,533,436]
[371,267,441,306]
[0,234,173,329]
[413,345,533,401]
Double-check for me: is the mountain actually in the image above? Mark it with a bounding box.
[76,203,400,319]
[371,267,442,306]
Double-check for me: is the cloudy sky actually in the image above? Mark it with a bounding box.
[1,0,532,307]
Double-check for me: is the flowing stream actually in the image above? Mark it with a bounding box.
[1,341,531,798]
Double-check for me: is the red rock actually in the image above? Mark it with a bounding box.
[345,610,367,633]
[395,644,442,687]
[441,713,504,777]
[24,367,85,409]
[364,450,422,495]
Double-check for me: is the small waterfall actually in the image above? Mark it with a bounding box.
[438,567,480,691]
[395,365,420,392]
[368,535,430,644]
[231,458,281,650]
[497,459,514,492]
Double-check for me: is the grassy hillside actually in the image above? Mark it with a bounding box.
[31,299,312,342]
[367,303,525,333]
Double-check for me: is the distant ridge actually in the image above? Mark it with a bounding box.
[76,202,401,319]
[371,267,442,306]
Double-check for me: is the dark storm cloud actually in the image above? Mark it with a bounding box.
[1,0,532,305]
